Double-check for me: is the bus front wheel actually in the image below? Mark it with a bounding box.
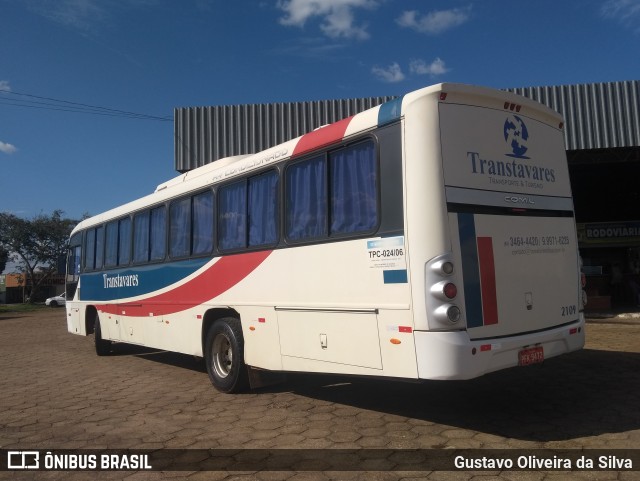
[205,318,248,393]
[94,312,112,356]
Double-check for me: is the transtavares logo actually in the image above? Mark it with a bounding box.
[467,114,555,187]
[504,114,529,159]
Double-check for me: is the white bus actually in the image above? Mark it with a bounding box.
[66,83,586,393]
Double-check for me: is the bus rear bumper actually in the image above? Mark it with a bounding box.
[414,315,585,380]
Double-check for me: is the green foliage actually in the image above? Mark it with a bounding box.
[0,210,78,303]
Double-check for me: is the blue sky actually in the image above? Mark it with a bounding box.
[1,0,639,225]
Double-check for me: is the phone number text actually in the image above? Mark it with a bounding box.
[508,236,570,247]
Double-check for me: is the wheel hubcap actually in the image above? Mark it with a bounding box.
[212,333,232,378]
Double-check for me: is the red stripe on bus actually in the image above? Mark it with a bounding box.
[98,250,272,317]
[291,116,354,158]
[477,237,498,325]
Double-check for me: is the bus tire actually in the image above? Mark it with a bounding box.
[94,312,112,356]
[204,317,248,393]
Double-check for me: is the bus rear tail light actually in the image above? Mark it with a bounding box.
[443,283,457,299]
[430,281,458,301]
[425,253,465,329]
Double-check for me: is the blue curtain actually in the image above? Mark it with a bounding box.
[104,222,118,267]
[249,171,278,246]
[170,198,190,258]
[286,156,327,241]
[330,141,377,235]
[219,181,247,250]
[118,217,131,265]
[192,191,213,255]
[94,226,104,269]
[85,229,96,269]
[133,212,149,263]
[150,206,166,261]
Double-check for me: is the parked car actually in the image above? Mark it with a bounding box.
[45,293,66,307]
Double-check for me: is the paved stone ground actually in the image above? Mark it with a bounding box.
[0,308,638,480]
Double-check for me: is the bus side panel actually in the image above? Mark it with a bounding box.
[117,306,146,345]
[376,308,419,379]
[66,302,82,335]
[99,307,121,341]
[191,233,415,377]
[241,306,282,371]
[278,309,382,370]
[275,308,419,379]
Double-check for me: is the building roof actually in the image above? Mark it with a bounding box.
[174,80,639,172]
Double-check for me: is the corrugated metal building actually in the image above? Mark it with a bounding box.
[175,80,640,170]
[174,96,397,172]
[508,80,639,151]
[174,80,640,309]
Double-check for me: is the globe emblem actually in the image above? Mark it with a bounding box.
[503,114,529,159]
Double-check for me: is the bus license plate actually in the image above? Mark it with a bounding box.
[518,346,544,366]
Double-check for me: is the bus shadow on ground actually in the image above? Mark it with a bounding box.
[105,341,639,443]
[280,348,640,443]
[108,342,207,373]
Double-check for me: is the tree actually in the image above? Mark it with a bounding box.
[0,246,8,274]
[0,210,78,303]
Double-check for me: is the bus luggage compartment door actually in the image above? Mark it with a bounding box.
[277,308,383,371]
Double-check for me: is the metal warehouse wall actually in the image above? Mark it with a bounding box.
[174,81,640,172]
[508,80,639,151]
[174,96,396,172]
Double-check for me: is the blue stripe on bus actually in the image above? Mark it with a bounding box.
[458,213,483,328]
[80,257,210,302]
[383,269,408,284]
[377,96,404,126]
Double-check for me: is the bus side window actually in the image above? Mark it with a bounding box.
[94,225,105,270]
[67,233,81,282]
[192,190,214,256]
[104,221,118,268]
[285,156,328,241]
[248,171,278,247]
[218,180,247,251]
[85,228,96,270]
[170,197,191,258]
[118,217,131,266]
[329,140,377,235]
[150,206,166,261]
[133,211,150,264]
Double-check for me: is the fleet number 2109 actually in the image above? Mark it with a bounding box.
[561,305,577,316]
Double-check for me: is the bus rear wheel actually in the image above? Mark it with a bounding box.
[205,317,248,393]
